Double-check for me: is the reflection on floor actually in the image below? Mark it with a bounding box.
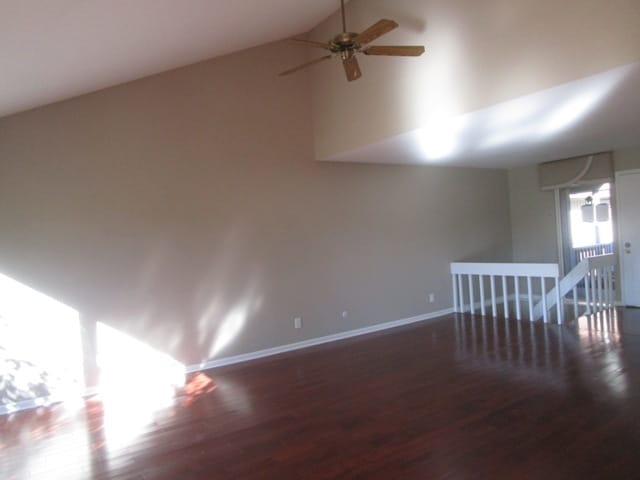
[0,371,217,479]
[1,309,640,479]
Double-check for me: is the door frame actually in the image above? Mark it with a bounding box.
[556,182,616,277]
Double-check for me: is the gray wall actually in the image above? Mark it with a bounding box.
[0,42,512,370]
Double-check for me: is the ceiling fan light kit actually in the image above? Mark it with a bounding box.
[280,0,425,82]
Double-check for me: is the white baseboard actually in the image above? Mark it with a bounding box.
[0,395,58,415]
[185,307,454,373]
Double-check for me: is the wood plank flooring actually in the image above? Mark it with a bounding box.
[2,308,640,479]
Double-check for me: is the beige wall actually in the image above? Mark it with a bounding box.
[0,41,512,369]
[311,0,640,160]
[615,146,640,172]
[508,165,558,262]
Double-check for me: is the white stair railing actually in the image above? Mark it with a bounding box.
[451,254,616,324]
[532,253,616,320]
[450,262,563,323]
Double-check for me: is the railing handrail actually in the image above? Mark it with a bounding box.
[573,242,614,251]
[450,262,559,278]
[586,253,616,269]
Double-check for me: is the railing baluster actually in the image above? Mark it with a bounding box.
[603,267,609,308]
[514,276,521,320]
[479,275,486,316]
[596,268,603,311]
[607,267,616,308]
[541,277,548,323]
[490,275,497,318]
[585,271,591,315]
[452,274,459,313]
[555,276,562,324]
[468,275,475,315]
[502,275,509,319]
[572,286,578,318]
[527,276,533,321]
[591,268,597,313]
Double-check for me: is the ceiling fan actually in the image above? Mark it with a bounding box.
[279,0,425,82]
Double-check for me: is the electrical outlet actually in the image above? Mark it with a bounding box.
[428,293,435,304]
[294,317,302,329]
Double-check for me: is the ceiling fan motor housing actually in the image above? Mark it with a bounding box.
[331,32,360,52]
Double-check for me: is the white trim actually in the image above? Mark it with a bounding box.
[615,168,640,176]
[554,188,565,276]
[185,308,454,373]
[615,170,625,305]
[0,396,59,415]
[615,169,640,306]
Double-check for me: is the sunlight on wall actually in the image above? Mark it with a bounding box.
[209,305,248,358]
[96,322,185,450]
[408,61,632,163]
[540,93,605,136]
[480,64,630,151]
[411,31,466,161]
[418,113,469,160]
[0,273,84,412]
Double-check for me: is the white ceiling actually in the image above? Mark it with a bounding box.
[0,0,341,118]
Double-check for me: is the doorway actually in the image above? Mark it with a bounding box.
[559,182,614,275]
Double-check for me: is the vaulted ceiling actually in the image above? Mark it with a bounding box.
[1,0,639,168]
[0,0,341,118]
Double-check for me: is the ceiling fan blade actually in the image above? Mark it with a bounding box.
[364,45,425,56]
[287,38,330,50]
[343,56,362,82]
[279,55,332,76]
[355,19,398,45]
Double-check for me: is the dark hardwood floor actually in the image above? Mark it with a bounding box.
[2,308,640,479]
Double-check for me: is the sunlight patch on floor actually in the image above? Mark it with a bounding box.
[96,322,185,450]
